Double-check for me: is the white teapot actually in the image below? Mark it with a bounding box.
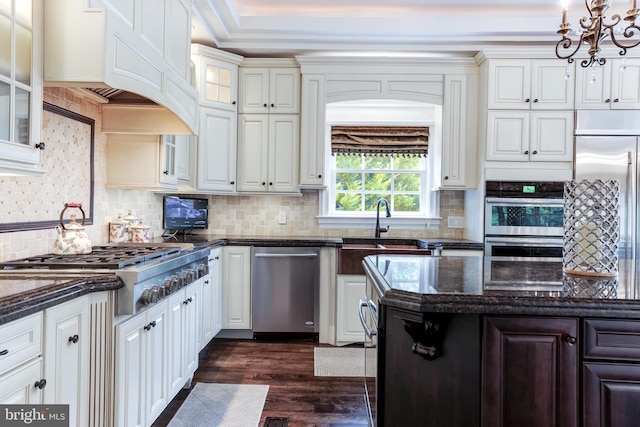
[52,203,93,255]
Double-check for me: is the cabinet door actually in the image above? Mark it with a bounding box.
[162,0,191,81]
[175,134,192,183]
[222,246,252,329]
[483,316,578,427]
[270,68,301,113]
[237,114,269,192]
[530,60,574,109]
[0,357,43,404]
[611,58,640,109]
[487,60,531,109]
[184,282,200,377]
[145,302,169,425]
[529,111,574,162]
[583,362,640,427]
[575,62,611,109]
[197,55,239,111]
[486,111,529,161]
[269,114,300,192]
[160,135,177,186]
[239,68,270,113]
[298,74,326,188]
[210,248,223,337]
[197,107,237,192]
[200,273,214,347]
[44,297,89,427]
[167,291,185,398]
[336,275,366,344]
[115,314,147,427]
[0,0,43,175]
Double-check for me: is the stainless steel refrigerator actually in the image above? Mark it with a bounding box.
[574,110,640,297]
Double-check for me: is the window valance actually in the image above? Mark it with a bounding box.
[330,126,429,157]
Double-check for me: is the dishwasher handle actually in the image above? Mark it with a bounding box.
[358,299,377,338]
[254,253,318,258]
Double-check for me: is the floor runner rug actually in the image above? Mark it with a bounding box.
[314,347,375,377]
[168,382,269,427]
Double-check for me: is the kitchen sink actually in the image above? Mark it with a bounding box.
[339,239,431,274]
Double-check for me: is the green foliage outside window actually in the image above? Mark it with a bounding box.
[334,154,423,214]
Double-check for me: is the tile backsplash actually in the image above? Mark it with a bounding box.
[0,88,466,262]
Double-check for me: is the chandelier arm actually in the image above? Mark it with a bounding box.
[608,22,640,54]
[555,37,582,62]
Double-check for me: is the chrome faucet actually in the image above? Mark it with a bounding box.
[375,198,391,238]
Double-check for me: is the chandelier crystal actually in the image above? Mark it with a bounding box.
[556,0,640,67]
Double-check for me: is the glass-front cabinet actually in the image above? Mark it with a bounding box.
[0,0,43,175]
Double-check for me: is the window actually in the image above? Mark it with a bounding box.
[333,154,425,215]
[318,100,441,230]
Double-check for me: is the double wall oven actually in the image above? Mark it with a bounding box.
[484,181,565,259]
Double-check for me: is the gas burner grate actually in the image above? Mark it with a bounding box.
[0,245,182,270]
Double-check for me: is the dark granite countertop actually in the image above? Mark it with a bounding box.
[363,254,640,319]
[0,275,123,325]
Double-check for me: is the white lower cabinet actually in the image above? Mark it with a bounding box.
[336,275,366,344]
[222,246,252,329]
[44,296,90,427]
[0,312,44,404]
[201,247,222,348]
[167,283,200,399]
[115,300,169,427]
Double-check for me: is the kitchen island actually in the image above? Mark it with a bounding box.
[363,254,640,427]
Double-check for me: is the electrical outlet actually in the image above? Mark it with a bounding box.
[278,211,287,224]
[448,216,464,229]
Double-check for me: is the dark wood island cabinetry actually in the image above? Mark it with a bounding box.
[363,255,640,427]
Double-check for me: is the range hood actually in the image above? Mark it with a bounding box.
[43,0,199,135]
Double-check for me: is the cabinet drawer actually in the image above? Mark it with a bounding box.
[0,313,43,376]
[583,318,640,361]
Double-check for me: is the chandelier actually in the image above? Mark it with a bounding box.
[556,0,640,67]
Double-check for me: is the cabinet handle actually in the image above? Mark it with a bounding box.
[34,379,47,389]
[0,349,8,356]
[144,323,152,331]
[532,150,538,155]
[271,103,275,108]
[613,98,619,103]
[204,280,209,284]
[230,181,235,185]
[68,334,79,344]
[606,98,611,103]
[183,297,193,305]
[34,142,46,150]
[524,150,529,155]
[163,170,169,175]
[525,98,530,103]
[565,335,577,346]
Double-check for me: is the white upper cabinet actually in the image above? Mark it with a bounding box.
[239,61,300,114]
[237,114,300,193]
[487,59,574,110]
[192,44,241,111]
[196,108,238,193]
[486,110,574,162]
[44,0,198,133]
[0,0,44,176]
[576,58,640,109]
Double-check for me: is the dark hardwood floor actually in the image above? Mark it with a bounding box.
[151,338,369,427]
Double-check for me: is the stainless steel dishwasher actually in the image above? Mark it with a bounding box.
[251,246,320,337]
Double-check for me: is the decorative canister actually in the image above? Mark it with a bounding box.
[130,220,150,243]
[563,179,620,276]
[109,214,129,243]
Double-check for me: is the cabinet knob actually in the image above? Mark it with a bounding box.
[163,170,169,175]
[269,182,273,186]
[230,181,235,185]
[34,379,47,389]
[524,150,529,155]
[262,182,266,186]
[318,174,322,179]
[68,334,79,344]
[613,98,619,103]
[271,103,275,108]
[606,98,611,103]
[533,99,539,103]
[525,98,530,103]
[532,150,538,155]
[34,142,46,150]
[565,335,577,346]
[263,103,268,108]
[444,176,449,180]
[0,349,8,356]
[232,101,237,105]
